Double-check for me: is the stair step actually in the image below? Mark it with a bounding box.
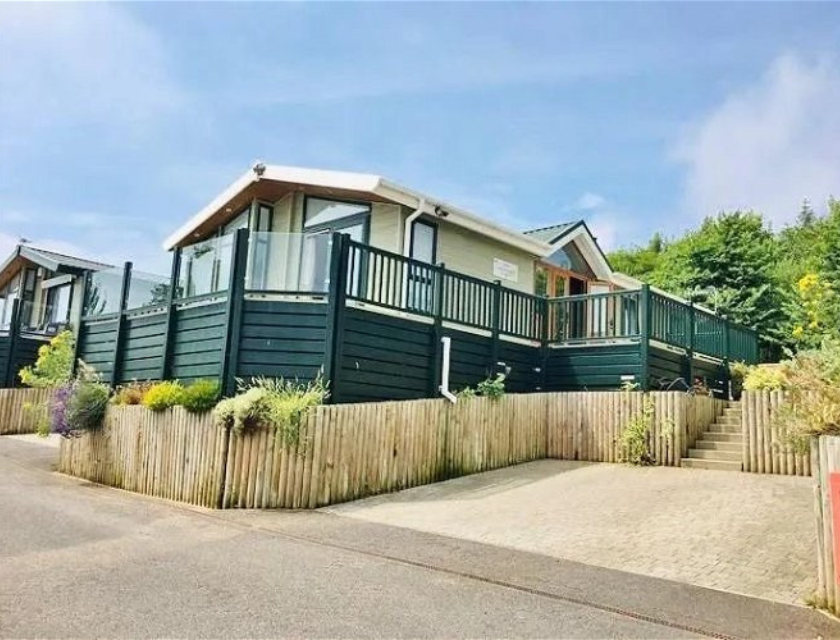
[687,448,741,462]
[702,432,742,443]
[717,416,741,426]
[680,459,742,472]
[694,440,742,452]
[709,424,741,434]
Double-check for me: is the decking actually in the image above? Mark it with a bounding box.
[53,229,758,401]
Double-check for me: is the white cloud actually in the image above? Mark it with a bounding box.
[573,192,607,211]
[0,4,185,145]
[674,53,840,228]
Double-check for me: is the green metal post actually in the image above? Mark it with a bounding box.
[323,233,349,404]
[158,247,182,381]
[71,271,90,378]
[429,263,446,397]
[2,299,21,387]
[539,296,550,392]
[639,284,650,391]
[220,229,249,397]
[490,280,502,375]
[687,299,695,388]
[109,261,133,388]
[723,315,731,399]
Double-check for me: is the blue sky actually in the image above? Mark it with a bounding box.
[1,2,839,273]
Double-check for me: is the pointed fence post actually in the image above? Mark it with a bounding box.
[158,247,182,381]
[108,262,133,388]
[639,284,651,391]
[220,229,250,397]
[323,232,349,404]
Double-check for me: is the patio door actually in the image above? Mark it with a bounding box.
[408,219,437,313]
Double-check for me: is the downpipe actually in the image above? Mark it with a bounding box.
[439,336,457,403]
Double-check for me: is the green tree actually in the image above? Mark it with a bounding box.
[607,233,665,280]
[648,212,784,358]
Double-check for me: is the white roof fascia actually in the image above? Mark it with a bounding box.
[163,170,260,250]
[549,224,613,280]
[164,164,551,256]
[375,178,550,256]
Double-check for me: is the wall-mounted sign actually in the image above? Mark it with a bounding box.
[492,258,519,283]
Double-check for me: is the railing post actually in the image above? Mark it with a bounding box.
[429,263,446,397]
[639,284,650,391]
[723,315,731,399]
[220,229,249,397]
[490,279,502,376]
[108,262,133,388]
[687,299,695,389]
[539,296,550,392]
[2,299,21,387]
[158,247,182,381]
[71,271,90,378]
[323,233,349,404]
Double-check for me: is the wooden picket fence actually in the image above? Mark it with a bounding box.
[813,436,840,614]
[741,390,811,476]
[0,387,55,435]
[545,392,724,464]
[59,406,228,508]
[55,391,728,509]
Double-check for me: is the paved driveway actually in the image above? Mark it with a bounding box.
[326,460,816,605]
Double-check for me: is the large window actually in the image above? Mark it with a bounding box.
[304,197,370,229]
[45,284,72,327]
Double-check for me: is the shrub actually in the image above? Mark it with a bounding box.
[142,381,184,412]
[18,330,74,388]
[112,381,153,406]
[777,339,840,449]
[619,396,656,465]
[743,365,787,390]
[729,361,750,399]
[477,373,506,401]
[214,377,327,446]
[64,381,110,432]
[180,379,221,414]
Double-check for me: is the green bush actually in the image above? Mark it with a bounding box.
[619,396,655,465]
[180,379,221,414]
[214,377,327,446]
[142,381,185,412]
[477,373,506,401]
[65,381,110,432]
[18,330,74,388]
[743,365,787,390]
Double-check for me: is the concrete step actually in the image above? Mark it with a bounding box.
[694,440,742,452]
[708,424,741,434]
[680,458,742,472]
[687,448,741,462]
[702,432,742,443]
[717,416,741,426]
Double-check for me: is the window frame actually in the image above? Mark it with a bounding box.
[303,195,371,241]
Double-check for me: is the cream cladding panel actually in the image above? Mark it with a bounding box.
[437,222,536,294]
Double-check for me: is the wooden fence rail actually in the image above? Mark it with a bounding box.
[55,391,726,509]
[813,436,840,614]
[0,387,55,435]
[741,390,811,476]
